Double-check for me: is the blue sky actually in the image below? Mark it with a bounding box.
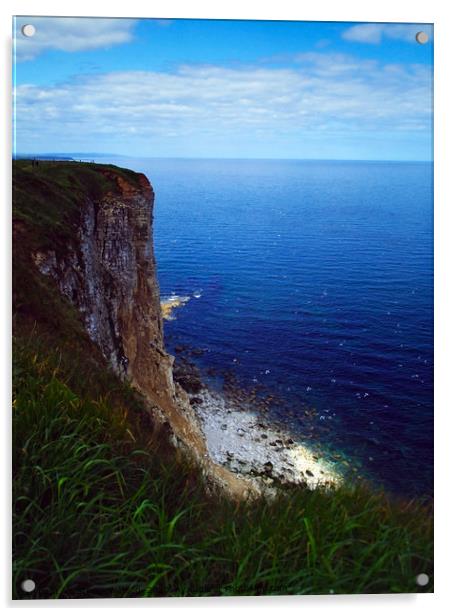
[13,17,433,160]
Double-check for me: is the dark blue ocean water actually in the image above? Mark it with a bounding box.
[98,157,433,497]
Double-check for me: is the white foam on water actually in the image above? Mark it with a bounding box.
[161,294,191,320]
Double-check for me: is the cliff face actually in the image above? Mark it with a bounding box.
[34,172,161,376]
[26,162,254,498]
[34,172,167,388]
[32,169,197,445]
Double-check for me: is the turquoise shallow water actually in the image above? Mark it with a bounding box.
[96,157,433,497]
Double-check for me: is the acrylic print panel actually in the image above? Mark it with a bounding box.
[12,16,433,599]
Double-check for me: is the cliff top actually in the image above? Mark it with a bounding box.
[12,159,152,335]
[13,159,151,248]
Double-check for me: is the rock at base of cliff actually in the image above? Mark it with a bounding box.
[173,358,204,394]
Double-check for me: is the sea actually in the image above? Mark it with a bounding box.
[95,157,433,498]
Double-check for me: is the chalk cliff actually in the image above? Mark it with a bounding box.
[26,162,253,499]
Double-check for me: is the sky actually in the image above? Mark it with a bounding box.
[13,17,433,160]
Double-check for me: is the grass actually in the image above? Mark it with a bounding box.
[12,336,433,599]
[12,160,433,599]
[13,160,143,239]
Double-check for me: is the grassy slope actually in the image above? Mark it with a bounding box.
[12,161,433,599]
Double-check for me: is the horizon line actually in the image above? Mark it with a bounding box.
[13,152,433,164]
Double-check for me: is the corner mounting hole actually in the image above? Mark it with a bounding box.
[416,573,429,587]
[21,24,36,37]
[415,31,428,44]
[21,578,36,593]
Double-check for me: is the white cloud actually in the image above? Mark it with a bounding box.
[13,53,432,155]
[14,17,136,61]
[342,23,433,45]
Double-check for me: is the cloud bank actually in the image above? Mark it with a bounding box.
[14,52,432,157]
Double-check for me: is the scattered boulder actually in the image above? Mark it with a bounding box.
[263,461,273,476]
[173,358,203,393]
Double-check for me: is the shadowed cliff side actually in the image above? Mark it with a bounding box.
[12,160,254,499]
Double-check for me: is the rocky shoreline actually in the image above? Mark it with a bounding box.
[172,353,341,491]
